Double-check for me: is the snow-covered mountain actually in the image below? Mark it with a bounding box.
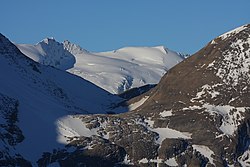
[17,39,184,94]
[0,33,124,165]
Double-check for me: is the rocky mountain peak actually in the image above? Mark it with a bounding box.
[38,37,62,49]
[38,38,88,55]
[63,40,89,55]
[218,24,250,40]
[210,24,250,87]
[32,38,76,70]
[40,37,56,44]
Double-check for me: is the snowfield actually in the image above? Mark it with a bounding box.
[17,39,184,94]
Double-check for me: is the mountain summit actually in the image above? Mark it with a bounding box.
[17,40,184,94]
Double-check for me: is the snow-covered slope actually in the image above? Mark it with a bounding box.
[0,34,123,164]
[17,39,184,94]
[17,38,76,70]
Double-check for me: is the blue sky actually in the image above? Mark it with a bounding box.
[1,0,250,54]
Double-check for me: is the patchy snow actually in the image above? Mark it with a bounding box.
[152,127,192,144]
[150,158,165,167]
[144,118,155,127]
[57,116,111,143]
[83,143,94,150]
[216,42,250,86]
[209,26,250,87]
[219,24,248,40]
[243,86,248,91]
[228,97,239,104]
[207,60,216,68]
[210,91,219,98]
[137,118,192,145]
[227,164,235,167]
[211,40,217,45]
[183,105,202,111]
[183,101,248,136]
[238,148,250,166]
[139,157,167,166]
[191,85,208,102]
[139,158,149,163]
[128,96,149,111]
[203,104,247,136]
[191,84,221,103]
[139,157,178,167]
[165,157,178,166]
[159,110,173,117]
[56,116,98,144]
[121,154,134,165]
[17,40,184,94]
[192,145,215,165]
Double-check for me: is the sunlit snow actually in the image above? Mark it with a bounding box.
[128,96,149,111]
[17,41,184,94]
[159,110,173,117]
[192,145,215,165]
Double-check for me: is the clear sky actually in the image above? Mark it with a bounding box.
[1,0,250,54]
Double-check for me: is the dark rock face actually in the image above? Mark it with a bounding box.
[37,136,126,167]
[119,84,156,100]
